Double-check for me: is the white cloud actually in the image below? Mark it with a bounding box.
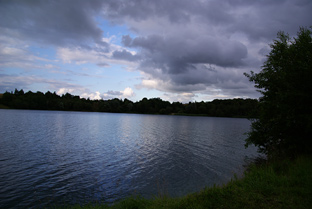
[81,91,102,100]
[101,87,136,100]
[162,92,196,103]
[57,47,106,65]
[56,36,139,70]
[56,88,75,95]
[139,79,159,89]
[78,87,135,100]
[122,87,135,97]
[0,45,53,70]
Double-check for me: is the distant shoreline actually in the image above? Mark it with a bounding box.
[0,89,259,118]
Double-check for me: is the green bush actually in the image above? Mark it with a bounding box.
[244,27,312,158]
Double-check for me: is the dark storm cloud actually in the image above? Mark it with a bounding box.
[101,0,195,24]
[110,0,312,98]
[124,34,247,71]
[0,0,107,48]
[112,50,141,62]
[223,0,312,41]
[1,0,310,50]
[1,0,311,99]
[121,33,248,93]
[102,0,312,38]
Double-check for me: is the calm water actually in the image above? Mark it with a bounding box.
[0,109,258,208]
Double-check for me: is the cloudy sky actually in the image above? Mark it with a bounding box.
[1,0,311,102]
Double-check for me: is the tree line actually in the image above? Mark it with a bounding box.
[0,89,258,118]
[245,27,312,158]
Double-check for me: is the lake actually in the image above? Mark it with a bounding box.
[0,109,258,208]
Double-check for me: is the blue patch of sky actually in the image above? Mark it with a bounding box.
[28,83,50,93]
[94,64,139,89]
[28,45,56,60]
[97,18,136,47]
[2,67,25,75]
[17,17,151,99]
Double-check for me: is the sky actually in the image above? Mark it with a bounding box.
[0,0,311,103]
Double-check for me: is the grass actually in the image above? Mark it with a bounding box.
[52,155,312,209]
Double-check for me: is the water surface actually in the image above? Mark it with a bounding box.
[0,109,258,208]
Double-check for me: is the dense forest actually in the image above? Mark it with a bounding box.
[0,89,258,118]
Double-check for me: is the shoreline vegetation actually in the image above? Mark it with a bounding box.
[0,89,259,118]
[54,155,312,209]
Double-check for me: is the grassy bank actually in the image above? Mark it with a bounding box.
[56,155,312,209]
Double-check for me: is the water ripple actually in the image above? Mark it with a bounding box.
[0,110,258,208]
